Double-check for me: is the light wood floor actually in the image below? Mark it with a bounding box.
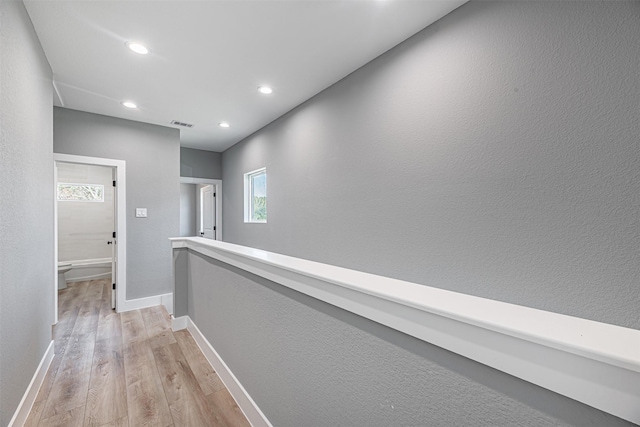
[25,279,250,427]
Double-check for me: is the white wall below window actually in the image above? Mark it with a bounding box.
[57,162,114,262]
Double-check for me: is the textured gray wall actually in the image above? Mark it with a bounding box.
[173,248,189,318]
[179,183,197,237]
[0,1,55,424]
[222,1,640,329]
[185,251,633,426]
[54,108,180,299]
[180,147,222,179]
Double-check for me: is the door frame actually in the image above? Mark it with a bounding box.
[180,177,222,241]
[53,154,127,322]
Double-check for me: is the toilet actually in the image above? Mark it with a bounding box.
[58,263,72,290]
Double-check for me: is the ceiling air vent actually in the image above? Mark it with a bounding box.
[171,120,194,128]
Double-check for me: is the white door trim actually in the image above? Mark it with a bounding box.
[53,153,127,320]
[180,177,222,241]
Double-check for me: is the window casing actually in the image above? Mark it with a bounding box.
[244,168,267,223]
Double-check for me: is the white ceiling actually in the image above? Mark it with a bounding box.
[24,0,466,152]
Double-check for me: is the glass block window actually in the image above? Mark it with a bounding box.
[57,183,104,202]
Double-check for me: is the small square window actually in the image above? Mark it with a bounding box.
[244,168,267,223]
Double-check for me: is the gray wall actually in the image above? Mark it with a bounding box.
[222,1,640,329]
[179,183,197,237]
[0,1,54,424]
[183,250,633,426]
[54,108,180,299]
[180,147,222,179]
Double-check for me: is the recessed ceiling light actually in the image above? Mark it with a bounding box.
[219,122,230,128]
[258,86,273,95]
[126,42,149,55]
[121,101,137,109]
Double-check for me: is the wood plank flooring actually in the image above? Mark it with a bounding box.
[25,279,250,427]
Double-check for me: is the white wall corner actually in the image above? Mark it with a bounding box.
[8,340,55,427]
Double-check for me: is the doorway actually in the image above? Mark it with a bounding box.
[53,154,127,323]
[200,185,216,239]
[179,177,222,240]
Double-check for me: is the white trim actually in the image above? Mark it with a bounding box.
[172,315,272,427]
[180,177,223,241]
[180,177,221,185]
[119,292,173,314]
[161,293,174,315]
[171,315,188,331]
[54,154,127,314]
[66,272,111,283]
[170,237,640,425]
[53,163,59,324]
[8,340,55,427]
[59,257,112,267]
[61,258,112,283]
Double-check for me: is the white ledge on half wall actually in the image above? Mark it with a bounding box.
[170,237,640,424]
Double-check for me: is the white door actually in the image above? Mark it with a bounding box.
[110,168,117,309]
[201,185,215,239]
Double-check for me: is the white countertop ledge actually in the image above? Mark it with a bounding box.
[171,237,640,423]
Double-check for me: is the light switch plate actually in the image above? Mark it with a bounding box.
[136,208,147,218]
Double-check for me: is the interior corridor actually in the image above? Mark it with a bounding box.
[25,279,250,427]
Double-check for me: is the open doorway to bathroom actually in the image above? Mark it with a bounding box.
[56,162,114,303]
[53,154,127,324]
[179,177,222,240]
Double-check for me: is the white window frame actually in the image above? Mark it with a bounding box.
[244,167,267,223]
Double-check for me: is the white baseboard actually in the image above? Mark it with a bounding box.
[8,340,55,427]
[161,293,174,315]
[174,315,272,427]
[119,292,173,314]
[171,315,188,331]
[66,272,111,283]
[60,257,112,267]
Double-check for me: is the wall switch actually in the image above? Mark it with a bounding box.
[136,208,148,218]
